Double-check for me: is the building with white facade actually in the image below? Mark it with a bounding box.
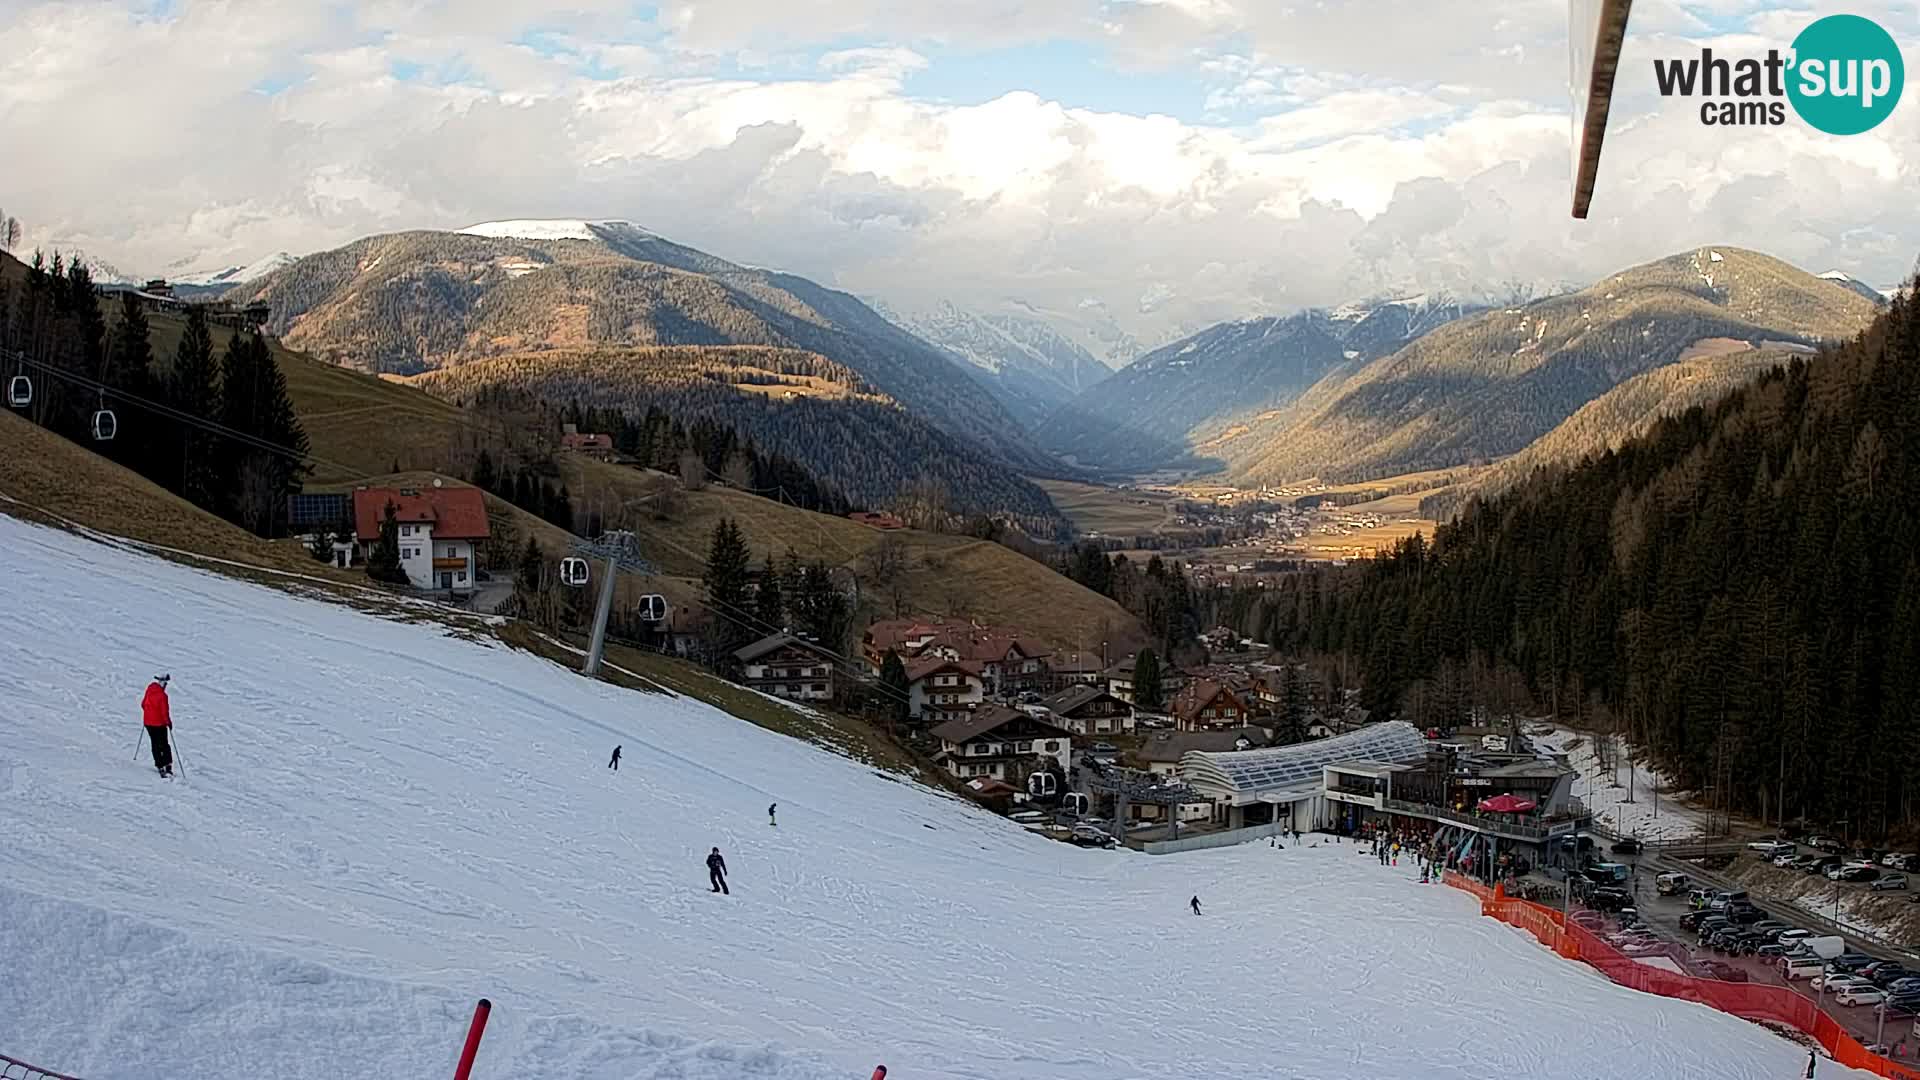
[351,485,489,593]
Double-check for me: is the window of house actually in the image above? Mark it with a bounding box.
[1016,741,1032,753]
[446,546,456,558]
[1043,741,1057,752]
[970,744,989,755]
[456,572,466,583]
[811,684,825,693]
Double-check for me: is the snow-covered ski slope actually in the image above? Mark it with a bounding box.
[0,516,1863,1080]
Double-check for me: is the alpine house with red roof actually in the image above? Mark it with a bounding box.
[351,484,490,593]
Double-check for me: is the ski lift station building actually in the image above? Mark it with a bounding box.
[1179,720,1428,831]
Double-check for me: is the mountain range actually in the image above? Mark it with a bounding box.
[201,223,1890,531]
[1207,247,1881,487]
[1041,295,1480,476]
[869,299,1114,430]
[235,220,1074,526]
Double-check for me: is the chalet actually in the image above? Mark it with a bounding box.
[1136,727,1270,777]
[1105,657,1136,704]
[1050,655,1106,690]
[847,511,906,530]
[862,617,1052,696]
[560,423,615,458]
[1171,678,1253,732]
[350,484,489,593]
[734,633,835,703]
[930,705,1071,783]
[1040,685,1135,737]
[906,658,986,724]
[1249,663,1327,713]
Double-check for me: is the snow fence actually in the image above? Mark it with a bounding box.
[1443,873,1920,1078]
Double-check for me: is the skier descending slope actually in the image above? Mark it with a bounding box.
[1190,895,1202,916]
[141,674,174,778]
[707,847,729,895]
[608,745,621,770]
[768,802,777,826]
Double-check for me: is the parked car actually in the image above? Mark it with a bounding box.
[1777,929,1814,943]
[1783,956,1827,980]
[1809,835,1846,853]
[1749,920,1791,939]
[1680,909,1713,931]
[1829,953,1878,973]
[1694,918,1733,940]
[1482,734,1510,752]
[1611,837,1644,855]
[1837,986,1888,1007]
[1773,852,1800,868]
[1068,824,1117,848]
[1806,855,1844,875]
[1885,977,1920,996]
[1874,995,1920,1017]
[1831,863,1881,883]
[1687,887,1716,909]
[1870,966,1918,989]
[1872,873,1910,892]
[1697,959,1750,982]
[1813,973,1873,993]
[1749,841,1796,858]
[1589,888,1632,913]
[1725,903,1765,925]
[1657,872,1691,896]
[1883,853,1916,871]
[1089,742,1119,754]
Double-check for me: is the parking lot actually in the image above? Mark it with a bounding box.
[1567,870,1920,1056]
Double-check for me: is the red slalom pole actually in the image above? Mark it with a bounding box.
[453,998,492,1080]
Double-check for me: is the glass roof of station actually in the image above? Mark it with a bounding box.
[1182,721,1427,800]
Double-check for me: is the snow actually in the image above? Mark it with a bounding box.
[171,252,298,287]
[461,219,635,241]
[1531,726,1708,841]
[0,515,1860,1080]
[1820,270,1855,283]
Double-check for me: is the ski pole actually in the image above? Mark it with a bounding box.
[171,731,185,778]
[134,730,145,761]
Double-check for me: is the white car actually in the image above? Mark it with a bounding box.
[1885,853,1915,871]
[1772,852,1799,868]
[1749,841,1794,858]
[1813,973,1870,993]
[1836,986,1887,1007]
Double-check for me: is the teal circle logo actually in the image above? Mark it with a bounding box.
[1787,14,1904,135]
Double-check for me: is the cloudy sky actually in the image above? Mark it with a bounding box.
[2,0,1915,352]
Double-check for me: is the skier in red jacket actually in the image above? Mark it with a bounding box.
[142,674,174,778]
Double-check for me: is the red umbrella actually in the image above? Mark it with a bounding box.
[1478,793,1538,813]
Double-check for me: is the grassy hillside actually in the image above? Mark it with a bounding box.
[405,346,1063,523]
[132,306,474,485]
[551,455,1145,655]
[1033,478,1175,536]
[1422,347,1798,518]
[1213,248,1880,486]
[0,408,358,580]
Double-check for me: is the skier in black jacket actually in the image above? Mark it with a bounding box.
[608,745,621,770]
[707,848,729,894]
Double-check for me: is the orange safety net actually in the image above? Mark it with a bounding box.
[1440,873,1920,1079]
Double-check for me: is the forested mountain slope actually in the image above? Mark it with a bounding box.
[408,346,1063,528]
[1215,249,1880,486]
[1267,272,1920,836]
[1420,347,1799,518]
[1044,297,1473,476]
[239,222,1057,475]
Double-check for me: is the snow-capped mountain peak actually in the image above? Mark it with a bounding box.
[1818,269,1889,305]
[459,219,655,242]
[170,252,298,287]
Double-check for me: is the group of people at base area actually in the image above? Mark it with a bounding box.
[1361,822,1450,884]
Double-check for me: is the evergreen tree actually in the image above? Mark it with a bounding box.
[703,518,753,660]
[879,648,910,728]
[1278,663,1308,744]
[754,553,784,631]
[472,448,498,493]
[366,503,408,585]
[99,290,156,471]
[792,560,853,653]
[167,304,221,509]
[1134,648,1164,710]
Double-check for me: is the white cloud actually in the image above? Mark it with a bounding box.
[0,0,1914,355]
